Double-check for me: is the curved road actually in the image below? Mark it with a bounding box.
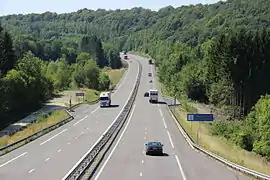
[0,57,139,180]
[91,54,251,180]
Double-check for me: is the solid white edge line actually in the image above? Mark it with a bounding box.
[93,105,136,180]
[73,115,88,126]
[167,130,175,148]
[175,155,187,180]
[91,61,132,114]
[61,61,140,180]
[0,152,28,168]
[40,129,68,146]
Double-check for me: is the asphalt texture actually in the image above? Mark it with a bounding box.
[92,54,251,180]
[0,57,139,180]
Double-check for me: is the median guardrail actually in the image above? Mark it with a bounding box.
[0,63,130,156]
[166,102,270,180]
[62,60,142,180]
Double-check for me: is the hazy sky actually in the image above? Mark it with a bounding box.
[0,0,220,16]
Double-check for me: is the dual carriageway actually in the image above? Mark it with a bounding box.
[0,54,250,180]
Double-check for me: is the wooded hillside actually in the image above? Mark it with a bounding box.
[1,0,270,160]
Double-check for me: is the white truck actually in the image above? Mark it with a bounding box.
[99,91,111,107]
[149,89,158,103]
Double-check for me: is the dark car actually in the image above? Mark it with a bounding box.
[149,80,153,83]
[144,92,149,97]
[148,72,152,77]
[145,141,163,155]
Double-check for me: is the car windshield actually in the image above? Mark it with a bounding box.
[100,97,109,101]
[148,142,161,146]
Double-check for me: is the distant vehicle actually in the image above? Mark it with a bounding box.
[144,92,149,97]
[149,59,152,64]
[149,80,153,83]
[148,72,152,77]
[124,55,128,59]
[99,92,111,107]
[123,51,127,55]
[149,89,158,103]
[145,141,164,155]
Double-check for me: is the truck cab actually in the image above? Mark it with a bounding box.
[149,89,158,103]
[99,92,111,107]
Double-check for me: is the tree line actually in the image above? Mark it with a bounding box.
[0,24,122,128]
[1,0,270,159]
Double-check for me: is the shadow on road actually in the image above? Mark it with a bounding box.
[100,105,120,108]
[157,101,167,105]
[148,152,169,157]
[109,104,120,108]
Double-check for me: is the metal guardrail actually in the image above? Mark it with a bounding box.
[0,63,129,156]
[63,61,142,180]
[0,111,74,156]
[167,105,270,180]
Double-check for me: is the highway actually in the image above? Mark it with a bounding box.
[0,53,252,180]
[92,54,251,180]
[0,56,139,180]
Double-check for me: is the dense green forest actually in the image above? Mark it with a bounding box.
[0,24,122,128]
[1,0,270,159]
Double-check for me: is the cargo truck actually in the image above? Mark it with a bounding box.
[99,92,111,107]
[149,89,158,103]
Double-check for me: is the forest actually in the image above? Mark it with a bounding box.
[1,0,270,159]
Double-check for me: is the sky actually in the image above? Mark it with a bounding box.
[0,0,220,16]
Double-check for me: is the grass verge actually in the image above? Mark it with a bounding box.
[105,68,126,89]
[0,110,69,148]
[161,86,270,175]
[75,68,127,104]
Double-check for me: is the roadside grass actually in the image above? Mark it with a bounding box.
[70,68,126,105]
[0,110,69,148]
[105,68,126,89]
[85,89,100,103]
[160,85,270,174]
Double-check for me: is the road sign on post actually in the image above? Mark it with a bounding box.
[75,92,84,97]
[187,113,214,144]
[75,92,85,103]
[187,114,214,122]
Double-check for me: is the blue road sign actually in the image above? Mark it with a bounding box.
[187,114,214,122]
[76,92,84,97]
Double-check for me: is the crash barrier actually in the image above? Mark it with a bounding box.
[63,61,142,180]
[0,63,131,156]
[167,105,270,180]
[0,110,74,156]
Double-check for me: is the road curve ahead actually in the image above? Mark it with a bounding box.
[92,54,251,180]
[0,56,140,180]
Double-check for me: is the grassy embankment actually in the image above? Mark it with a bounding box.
[84,67,126,103]
[0,68,126,149]
[160,84,270,174]
[0,110,69,148]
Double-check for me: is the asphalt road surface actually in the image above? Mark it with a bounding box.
[0,57,139,180]
[92,54,251,180]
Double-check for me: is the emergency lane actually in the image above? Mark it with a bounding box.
[0,56,140,180]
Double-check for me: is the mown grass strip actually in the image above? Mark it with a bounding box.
[0,110,69,148]
[170,98,270,175]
